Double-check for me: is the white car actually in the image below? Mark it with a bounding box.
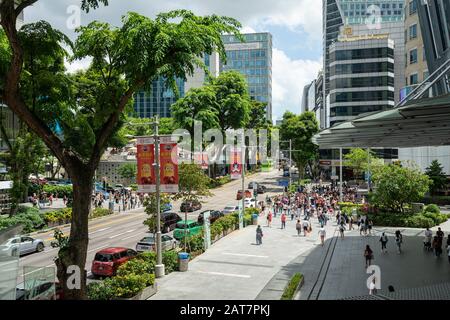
[135,234,177,253]
[222,205,239,215]
[244,198,256,208]
[0,236,45,256]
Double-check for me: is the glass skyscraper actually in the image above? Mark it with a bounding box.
[220,33,273,121]
[133,77,185,118]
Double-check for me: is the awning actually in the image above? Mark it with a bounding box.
[313,94,450,148]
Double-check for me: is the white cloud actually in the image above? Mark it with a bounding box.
[64,57,91,73]
[272,48,322,120]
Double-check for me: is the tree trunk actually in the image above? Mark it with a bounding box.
[55,165,93,300]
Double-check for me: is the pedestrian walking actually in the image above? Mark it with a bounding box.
[303,219,309,236]
[318,227,326,246]
[369,277,377,295]
[367,220,373,236]
[267,211,273,228]
[395,230,403,254]
[339,224,345,238]
[281,213,287,230]
[432,236,442,258]
[296,219,302,236]
[379,232,388,253]
[364,245,374,268]
[256,225,263,245]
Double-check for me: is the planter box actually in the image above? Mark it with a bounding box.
[117,284,157,300]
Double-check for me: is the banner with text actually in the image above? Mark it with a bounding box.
[160,138,179,193]
[230,147,242,180]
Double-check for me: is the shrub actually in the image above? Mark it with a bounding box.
[43,184,73,198]
[185,234,205,253]
[117,258,154,277]
[91,207,113,218]
[422,212,448,225]
[424,204,440,214]
[281,273,303,300]
[87,281,115,300]
[0,207,46,233]
[162,250,178,274]
[210,223,224,240]
[107,273,154,299]
[135,252,157,272]
[43,208,72,225]
[405,215,434,228]
[338,202,363,209]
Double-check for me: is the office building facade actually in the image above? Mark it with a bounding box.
[133,53,220,119]
[329,36,396,126]
[323,0,405,128]
[221,33,273,121]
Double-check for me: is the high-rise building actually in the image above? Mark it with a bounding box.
[221,33,273,121]
[133,77,185,118]
[322,0,405,128]
[133,53,220,118]
[329,35,395,126]
[301,82,313,114]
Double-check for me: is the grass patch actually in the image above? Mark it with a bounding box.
[281,273,303,300]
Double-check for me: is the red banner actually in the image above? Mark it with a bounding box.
[230,147,242,180]
[160,141,179,193]
[136,142,155,192]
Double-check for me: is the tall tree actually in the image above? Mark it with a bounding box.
[425,160,448,196]
[279,111,319,179]
[0,1,241,299]
[344,148,384,181]
[117,163,136,186]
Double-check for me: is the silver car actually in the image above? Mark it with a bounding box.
[223,205,239,215]
[135,234,177,253]
[0,236,45,256]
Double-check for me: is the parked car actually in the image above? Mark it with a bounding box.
[244,198,256,208]
[236,189,252,200]
[197,210,224,225]
[136,234,177,253]
[180,200,202,212]
[91,247,137,278]
[0,236,44,257]
[173,220,203,240]
[248,182,258,189]
[162,202,173,212]
[16,281,63,300]
[160,211,183,233]
[222,205,239,215]
[256,184,267,194]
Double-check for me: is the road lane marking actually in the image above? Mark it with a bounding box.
[121,234,142,241]
[43,214,146,242]
[88,245,109,253]
[222,253,269,258]
[196,271,251,278]
[109,229,136,239]
[90,227,111,234]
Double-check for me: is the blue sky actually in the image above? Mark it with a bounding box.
[24,0,323,120]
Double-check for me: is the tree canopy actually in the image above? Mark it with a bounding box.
[425,160,448,196]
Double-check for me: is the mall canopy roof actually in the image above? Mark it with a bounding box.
[313,94,450,148]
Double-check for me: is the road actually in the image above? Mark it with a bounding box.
[17,169,283,284]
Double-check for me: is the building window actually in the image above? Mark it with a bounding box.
[409,48,418,64]
[409,73,418,85]
[409,0,417,15]
[409,24,417,40]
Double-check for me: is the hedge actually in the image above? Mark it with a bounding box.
[281,273,303,300]
[369,211,448,228]
[0,206,45,233]
[338,202,364,209]
[208,176,232,189]
[42,185,73,198]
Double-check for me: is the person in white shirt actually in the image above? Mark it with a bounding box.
[318,227,326,246]
[424,228,433,250]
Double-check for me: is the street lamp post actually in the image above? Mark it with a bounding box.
[240,131,245,230]
[153,115,165,278]
[339,147,343,202]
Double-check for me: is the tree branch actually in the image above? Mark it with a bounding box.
[15,0,38,17]
[89,81,143,169]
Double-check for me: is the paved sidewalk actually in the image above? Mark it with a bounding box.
[149,215,335,300]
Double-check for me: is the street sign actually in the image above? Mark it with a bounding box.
[203,211,211,250]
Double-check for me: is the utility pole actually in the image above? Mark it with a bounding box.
[289,139,292,192]
[240,131,245,230]
[153,115,164,278]
[339,147,343,202]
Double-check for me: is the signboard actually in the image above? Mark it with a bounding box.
[203,211,211,250]
[224,42,262,51]
[136,140,156,193]
[230,147,242,180]
[136,137,179,193]
[160,140,179,193]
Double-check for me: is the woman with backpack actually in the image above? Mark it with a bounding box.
[364,245,374,268]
